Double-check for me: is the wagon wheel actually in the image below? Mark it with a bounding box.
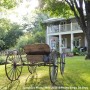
[5,50,23,81]
[28,62,37,74]
[60,61,65,75]
[60,53,65,75]
[49,51,58,83]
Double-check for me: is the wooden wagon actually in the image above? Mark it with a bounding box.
[5,44,60,83]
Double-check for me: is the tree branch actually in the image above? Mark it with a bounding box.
[65,0,80,25]
[74,0,87,33]
[65,0,87,33]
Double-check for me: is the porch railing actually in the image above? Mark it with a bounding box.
[60,24,71,32]
[48,25,59,33]
[72,23,81,31]
[48,23,82,34]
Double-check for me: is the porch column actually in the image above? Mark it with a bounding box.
[59,23,61,32]
[46,26,49,45]
[59,34,62,53]
[71,21,72,31]
[47,35,50,45]
[71,33,74,52]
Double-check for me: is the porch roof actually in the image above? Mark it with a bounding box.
[43,17,75,24]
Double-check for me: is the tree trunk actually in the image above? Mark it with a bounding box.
[85,35,90,60]
[85,16,90,59]
[85,5,90,59]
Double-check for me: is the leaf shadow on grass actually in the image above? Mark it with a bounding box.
[1,70,89,90]
[56,72,89,89]
[24,70,90,90]
[0,80,20,90]
[24,71,65,90]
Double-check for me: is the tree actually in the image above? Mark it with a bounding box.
[30,13,48,43]
[0,0,21,9]
[39,0,74,18]
[22,13,48,44]
[0,0,22,49]
[4,23,23,49]
[0,19,12,49]
[39,0,90,59]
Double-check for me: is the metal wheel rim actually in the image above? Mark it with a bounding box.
[5,51,22,81]
[49,51,58,83]
[60,62,65,75]
[49,64,58,83]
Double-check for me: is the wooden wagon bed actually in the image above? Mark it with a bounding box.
[24,44,50,63]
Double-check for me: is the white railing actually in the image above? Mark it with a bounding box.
[48,25,59,33]
[48,23,81,34]
[60,24,71,32]
[72,23,81,31]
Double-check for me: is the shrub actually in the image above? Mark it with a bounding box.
[15,35,29,49]
[73,47,80,55]
[0,56,6,65]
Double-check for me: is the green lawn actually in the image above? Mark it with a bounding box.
[0,56,90,90]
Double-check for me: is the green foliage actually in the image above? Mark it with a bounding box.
[15,31,45,50]
[4,23,23,49]
[0,27,5,39]
[0,19,12,48]
[0,0,21,9]
[39,0,74,18]
[17,13,48,48]
[30,13,47,43]
[73,47,80,55]
[0,19,23,49]
[0,40,5,47]
[15,35,30,50]
[0,56,6,65]
[33,31,45,43]
[0,19,11,37]
[73,47,87,56]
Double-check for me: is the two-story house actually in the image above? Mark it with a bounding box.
[44,17,87,53]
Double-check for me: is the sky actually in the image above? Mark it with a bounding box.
[7,0,39,24]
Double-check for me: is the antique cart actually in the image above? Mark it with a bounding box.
[5,44,59,83]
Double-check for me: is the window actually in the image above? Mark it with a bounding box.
[73,38,81,47]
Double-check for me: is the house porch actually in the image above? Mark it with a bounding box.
[48,33,87,53]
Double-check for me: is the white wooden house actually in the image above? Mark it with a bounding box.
[44,17,87,53]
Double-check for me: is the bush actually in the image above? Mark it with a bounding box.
[0,56,6,65]
[15,35,29,50]
[73,47,80,55]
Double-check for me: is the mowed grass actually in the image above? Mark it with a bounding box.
[0,56,90,90]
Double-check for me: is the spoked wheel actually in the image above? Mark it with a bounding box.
[60,53,65,75]
[28,62,37,74]
[5,50,23,81]
[49,51,58,83]
[60,62,65,75]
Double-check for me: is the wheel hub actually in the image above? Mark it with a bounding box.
[13,62,17,68]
